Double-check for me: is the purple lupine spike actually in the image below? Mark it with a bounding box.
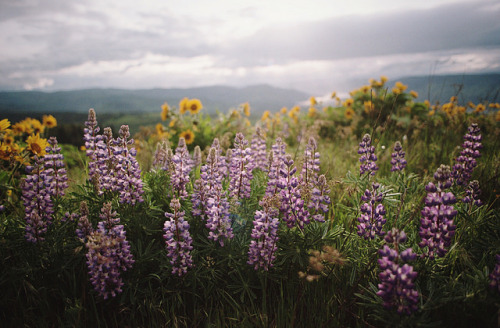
[377,228,419,315]
[358,133,378,176]
[170,137,192,200]
[265,138,287,197]
[229,133,254,200]
[83,109,103,187]
[205,192,233,246]
[462,180,482,207]
[307,175,331,222]
[85,202,134,299]
[452,123,482,186]
[44,137,69,198]
[278,155,311,229]
[419,165,457,259]
[76,201,93,241]
[112,125,144,205]
[192,145,202,169]
[95,127,116,194]
[250,127,268,172]
[489,254,500,293]
[22,156,55,243]
[300,137,320,185]
[390,141,407,172]
[163,198,194,276]
[248,198,279,271]
[357,183,386,239]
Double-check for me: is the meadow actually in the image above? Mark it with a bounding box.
[0,77,499,327]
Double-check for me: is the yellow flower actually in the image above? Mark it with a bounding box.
[496,110,500,122]
[410,90,418,98]
[6,189,12,197]
[380,76,388,84]
[467,102,475,108]
[169,118,177,128]
[457,106,466,114]
[244,118,251,127]
[280,107,288,114]
[230,110,241,119]
[42,115,57,128]
[307,107,316,118]
[343,98,354,107]
[242,102,250,117]
[330,91,336,99]
[179,97,189,114]
[360,85,370,94]
[428,109,435,116]
[27,118,44,134]
[363,100,373,114]
[309,96,317,106]
[2,133,14,146]
[0,119,11,131]
[80,145,86,151]
[179,129,195,145]
[290,106,300,114]
[261,111,270,121]
[156,123,166,135]
[424,100,430,108]
[161,102,170,121]
[449,96,457,103]
[392,87,401,95]
[474,104,485,113]
[26,133,49,156]
[345,107,355,120]
[187,98,203,115]
[395,81,407,92]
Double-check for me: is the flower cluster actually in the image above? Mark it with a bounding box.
[377,229,419,315]
[462,180,482,207]
[489,254,500,293]
[358,133,378,176]
[248,198,279,270]
[357,183,386,239]
[419,165,457,259]
[390,141,407,172]
[308,175,330,222]
[163,198,194,276]
[76,201,92,241]
[85,203,134,299]
[250,127,268,172]
[170,137,192,200]
[452,123,482,186]
[265,138,286,197]
[83,109,103,187]
[229,133,254,200]
[44,137,68,198]
[300,137,320,185]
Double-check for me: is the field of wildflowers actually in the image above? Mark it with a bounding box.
[1,78,499,327]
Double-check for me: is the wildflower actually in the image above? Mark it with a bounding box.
[410,90,418,98]
[307,175,331,222]
[380,76,388,84]
[345,107,355,120]
[343,98,354,107]
[280,107,288,114]
[393,81,408,93]
[377,229,419,314]
[163,198,194,276]
[26,133,49,157]
[179,97,189,114]
[419,165,457,259]
[261,111,271,121]
[76,201,92,241]
[28,118,44,134]
[451,123,482,186]
[187,98,203,114]
[229,133,254,200]
[474,104,485,113]
[248,198,279,271]
[251,127,268,172]
[462,180,482,207]
[0,119,10,132]
[391,141,407,172]
[161,102,170,121]
[265,138,287,197]
[179,129,195,145]
[363,101,373,114]
[358,133,378,176]
[44,137,68,198]
[300,137,320,186]
[42,115,57,128]
[242,102,250,116]
[357,183,386,239]
[308,107,316,117]
[170,137,192,199]
[310,96,317,106]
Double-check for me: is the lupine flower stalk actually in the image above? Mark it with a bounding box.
[76,201,93,241]
[462,180,482,207]
[357,183,386,239]
[300,137,320,185]
[44,137,68,198]
[170,137,192,200]
[22,156,54,243]
[419,165,457,259]
[83,108,103,187]
[377,228,419,315]
[163,198,194,276]
[452,123,482,186]
[308,174,331,222]
[248,197,279,271]
[265,138,286,197]
[85,202,134,299]
[390,141,407,172]
[358,133,378,176]
[229,133,254,200]
[250,127,268,172]
[95,127,116,194]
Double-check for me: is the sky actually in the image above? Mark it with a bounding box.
[1,0,500,96]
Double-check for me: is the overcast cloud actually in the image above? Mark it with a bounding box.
[1,0,499,95]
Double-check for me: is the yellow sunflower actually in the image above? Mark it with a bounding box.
[28,118,44,134]
[179,97,189,114]
[179,129,195,145]
[307,107,316,118]
[474,104,485,113]
[345,107,355,120]
[242,102,250,117]
[363,100,373,114]
[0,119,11,132]
[261,111,270,121]
[310,96,317,106]
[2,133,14,146]
[161,102,170,121]
[42,115,57,128]
[410,90,418,98]
[187,99,203,115]
[280,107,287,114]
[343,98,354,107]
[26,133,49,156]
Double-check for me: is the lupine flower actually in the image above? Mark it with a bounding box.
[85,203,134,299]
[163,198,194,276]
[76,201,93,241]
[357,183,386,239]
[307,174,331,222]
[452,123,482,186]
[278,155,311,229]
[22,156,55,243]
[419,165,457,259]
[265,138,286,197]
[192,145,202,168]
[229,133,254,200]
[391,141,407,172]
[489,254,500,293]
[250,127,268,172]
[462,180,482,207]
[358,133,378,176]
[248,198,279,271]
[152,140,169,170]
[44,137,68,198]
[300,137,320,185]
[112,125,144,205]
[83,109,103,187]
[170,137,192,200]
[96,127,117,194]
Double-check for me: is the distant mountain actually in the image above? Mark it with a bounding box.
[398,73,500,105]
[0,84,309,115]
